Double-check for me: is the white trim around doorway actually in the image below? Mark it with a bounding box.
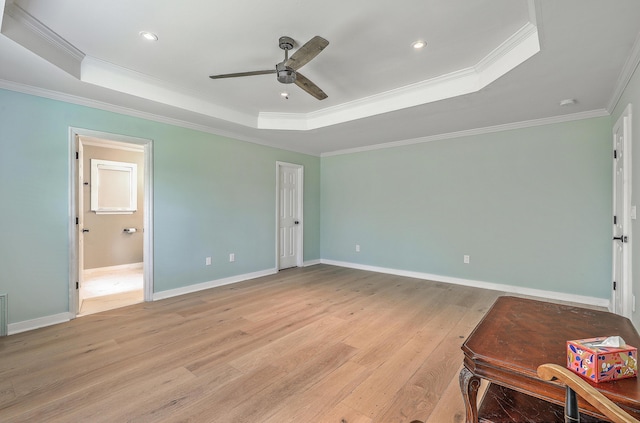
[275,161,304,270]
[68,127,154,317]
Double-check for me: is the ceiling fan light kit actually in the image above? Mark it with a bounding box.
[209,35,329,100]
[276,62,296,84]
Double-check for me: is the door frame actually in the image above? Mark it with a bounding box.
[68,127,154,316]
[611,104,632,317]
[275,162,304,269]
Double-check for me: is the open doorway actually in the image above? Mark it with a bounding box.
[69,128,153,317]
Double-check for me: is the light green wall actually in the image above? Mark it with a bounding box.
[0,85,618,327]
[0,88,320,324]
[321,117,612,298]
[612,62,640,328]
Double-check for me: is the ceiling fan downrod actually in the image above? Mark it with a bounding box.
[277,36,296,84]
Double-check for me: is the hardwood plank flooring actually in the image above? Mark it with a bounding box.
[1,264,580,422]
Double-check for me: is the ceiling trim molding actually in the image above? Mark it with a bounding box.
[2,2,84,78]
[321,109,610,157]
[258,67,476,131]
[607,28,640,114]
[0,79,317,155]
[259,22,540,131]
[0,0,6,28]
[475,22,539,86]
[3,3,541,132]
[80,56,258,129]
[0,78,611,159]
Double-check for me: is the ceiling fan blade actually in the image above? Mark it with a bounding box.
[285,36,329,70]
[294,72,328,100]
[209,69,276,79]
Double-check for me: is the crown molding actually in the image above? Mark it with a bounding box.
[259,22,540,131]
[321,109,609,157]
[0,79,319,156]
[475,22,539,86]
[80,18,538,133]
[607,29,640,113]
[2,78,608,160]
[3,3,540,132]
[0,0,6,29]
[2,2,84,77]
[80,56,257,129]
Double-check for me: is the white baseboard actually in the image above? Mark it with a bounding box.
[7,261,609,336]
[84,262,143,277]
[8,312,73,335]
[303,259,321,267]
[321,259,610,309]
[152,268,278,301]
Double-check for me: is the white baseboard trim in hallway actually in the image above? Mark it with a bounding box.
[321,259,611,309]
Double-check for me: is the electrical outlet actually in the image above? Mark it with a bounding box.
[464,255,470,264]
[229,253,235,262]
[356,244,360,252]
[205,257,212,266]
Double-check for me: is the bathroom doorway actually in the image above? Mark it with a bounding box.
[70,128,154,316]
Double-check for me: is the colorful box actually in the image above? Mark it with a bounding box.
[567,337,637,383]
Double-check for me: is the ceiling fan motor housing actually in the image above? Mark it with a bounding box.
[276,62,296,84]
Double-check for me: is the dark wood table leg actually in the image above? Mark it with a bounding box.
[460,366,481,423]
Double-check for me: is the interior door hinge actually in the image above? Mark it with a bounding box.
[76,151,79,160]
[614,150,618,159]
[76,217,79,225]
[76,281,79,289]
[614,215,617,225]
[614,281,617,290]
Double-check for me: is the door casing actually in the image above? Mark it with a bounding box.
[275,162,304,269]
[611,104,632,317]
[69,127,154,316]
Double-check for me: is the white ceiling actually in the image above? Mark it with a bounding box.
[1,0,640,156]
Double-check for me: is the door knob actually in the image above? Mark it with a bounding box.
[294,221,299,225]
[82,229,90,233]
[613,235,627,243]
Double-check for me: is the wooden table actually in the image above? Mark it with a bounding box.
[460,296,640,422]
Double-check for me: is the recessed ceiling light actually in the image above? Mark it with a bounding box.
[139,31,158,41]
[280,92,289,99]
[412,40,426,49]
[559,98,576,106]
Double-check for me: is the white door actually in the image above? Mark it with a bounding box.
[77,139,87,312]
[277,163,303,269]
[612,104,632,317]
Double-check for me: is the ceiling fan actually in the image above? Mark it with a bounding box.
[209,36,329,100]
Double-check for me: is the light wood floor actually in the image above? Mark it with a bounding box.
[1,265,507,422]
